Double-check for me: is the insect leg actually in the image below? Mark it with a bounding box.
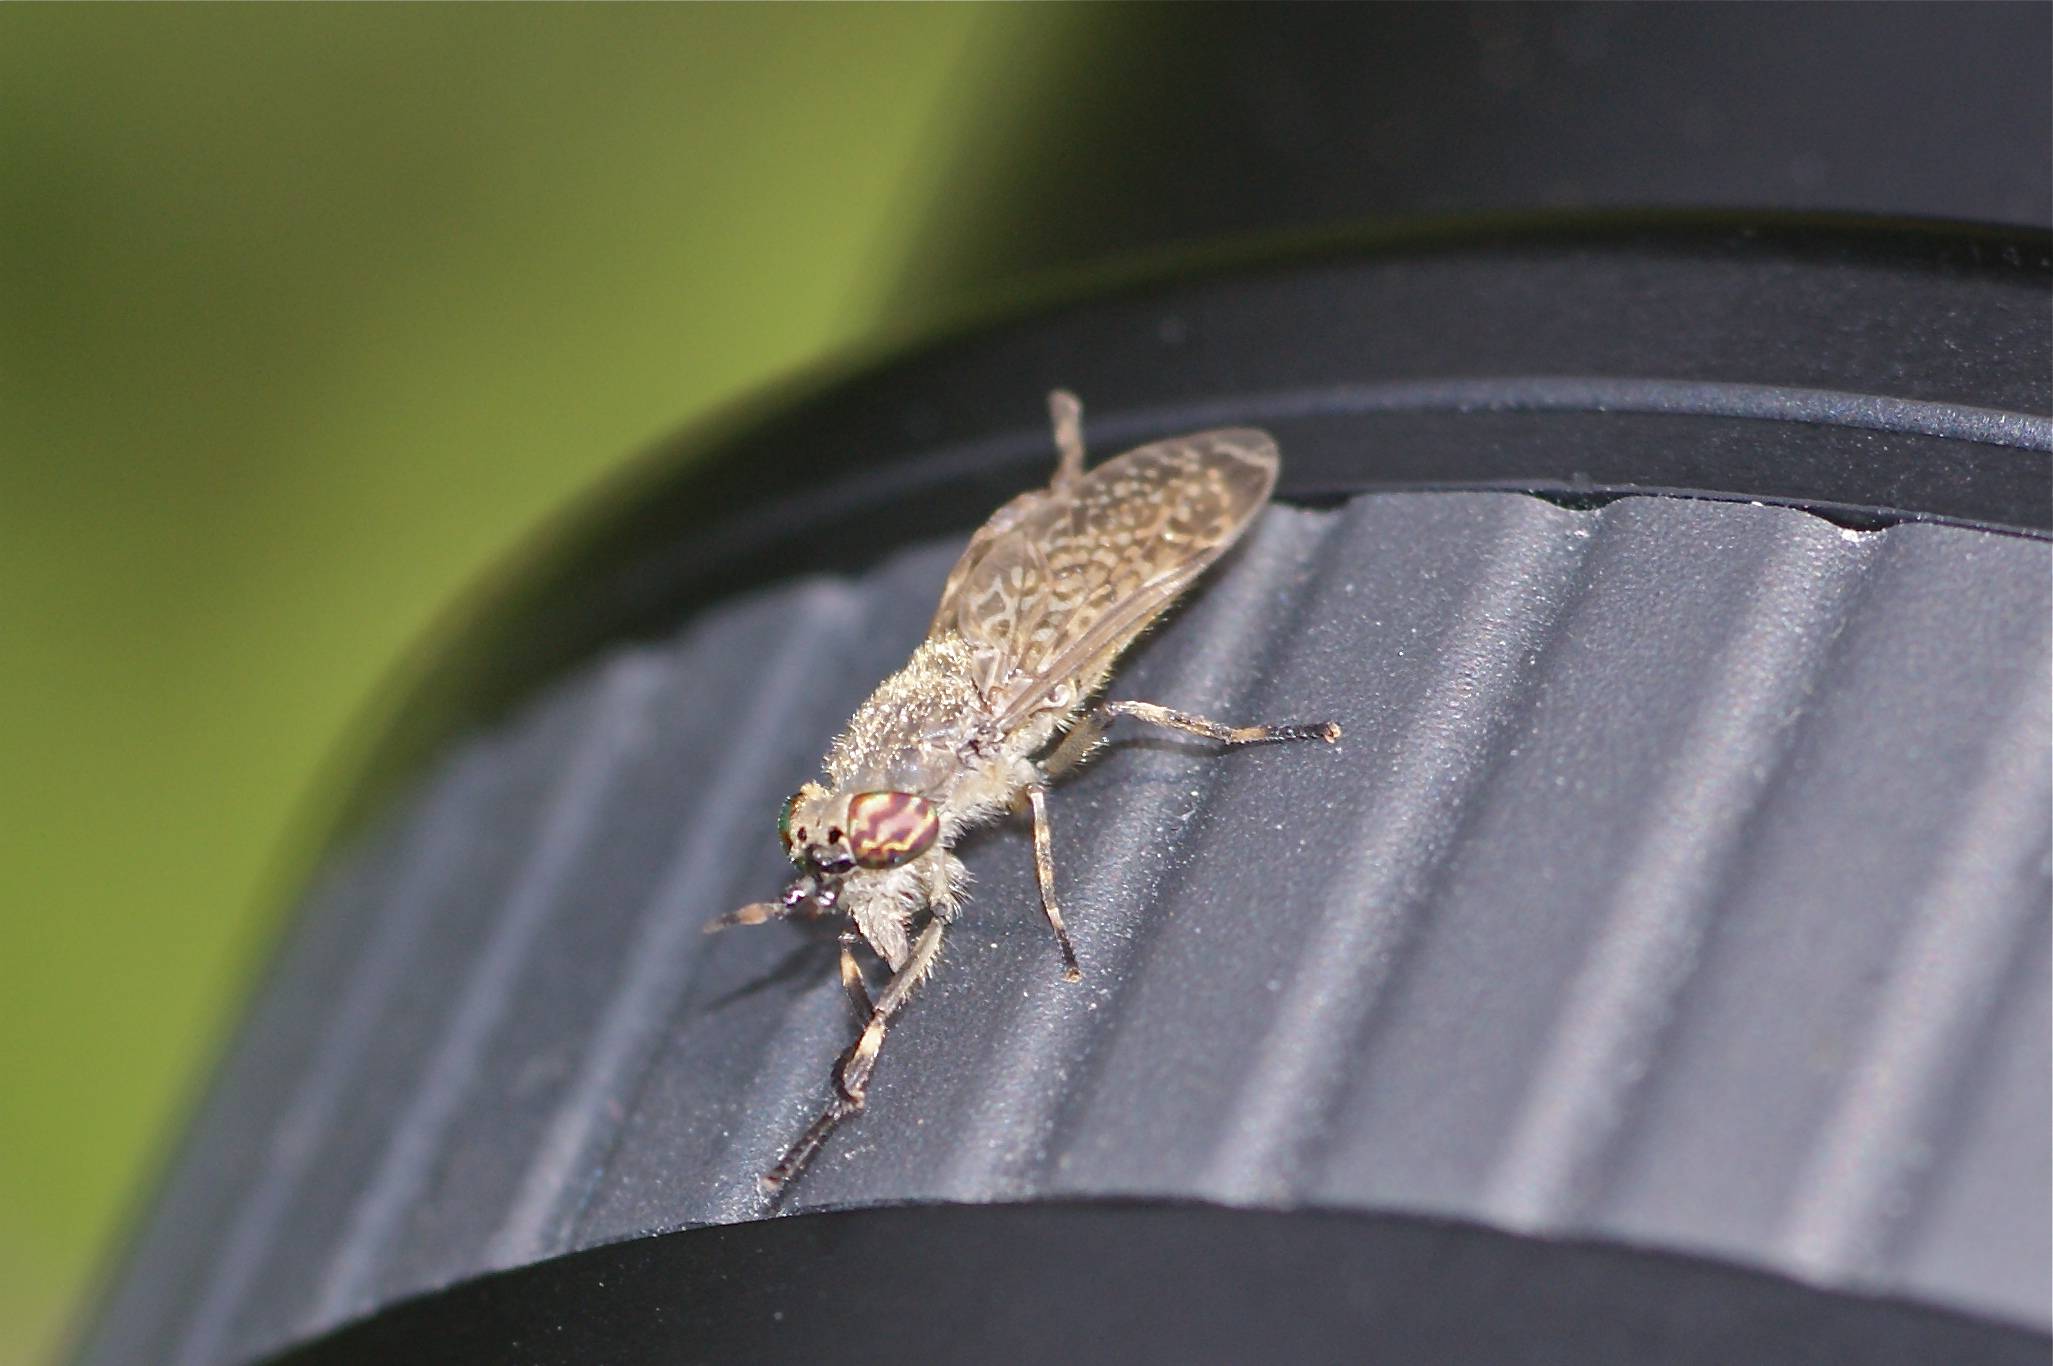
[1040,698,1339,784]
[837,931,875,1025]
[1024,784,1083,982]
[1039,708,1112,781]
[1091,699,1341,747]
[1048,389,1086,488]
[764,916,947,1196]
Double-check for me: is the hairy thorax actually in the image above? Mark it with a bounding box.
[827,635,992,792]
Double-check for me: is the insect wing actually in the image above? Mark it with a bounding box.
[928,484,1059,639]
[943,428,1279,731]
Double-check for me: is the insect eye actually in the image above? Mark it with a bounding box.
[846,791,940,870]
[777,791,804,849]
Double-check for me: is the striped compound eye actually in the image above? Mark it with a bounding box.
[846,791,940,870]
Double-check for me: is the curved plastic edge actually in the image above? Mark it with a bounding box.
[264,1202,2049,1366]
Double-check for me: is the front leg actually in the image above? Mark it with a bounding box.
[837,932,875,1027]
[764,916,948,1198]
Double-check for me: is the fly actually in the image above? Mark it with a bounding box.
[708,390,1341,1199]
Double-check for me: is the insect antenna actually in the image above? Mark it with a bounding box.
[703,873,825,933]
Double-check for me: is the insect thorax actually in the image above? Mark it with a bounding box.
[824,634,993,798]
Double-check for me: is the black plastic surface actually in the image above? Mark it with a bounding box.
[78,491,2051,1365]
[912,3,2052,288]
[267,1204,2050,1366]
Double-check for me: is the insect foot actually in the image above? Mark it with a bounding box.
[713,388,1339,1202]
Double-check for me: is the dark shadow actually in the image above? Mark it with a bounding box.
[703,931,839,1012]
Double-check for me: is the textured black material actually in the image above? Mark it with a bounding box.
[910,3,2052,289]
[343,221,2052,840]
[79,491,2051,1364]
[265,1205,2051,1366]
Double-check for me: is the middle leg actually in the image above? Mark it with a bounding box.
[1024,783,1083,982]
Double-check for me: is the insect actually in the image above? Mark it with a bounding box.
[707,389,1340,1198]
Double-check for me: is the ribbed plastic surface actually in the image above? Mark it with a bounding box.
[85,491,2051,1365]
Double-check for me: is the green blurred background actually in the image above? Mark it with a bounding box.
[0,8,1086,1361]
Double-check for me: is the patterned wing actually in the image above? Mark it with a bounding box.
[928,484,1059,639]
[938,427,1279,731]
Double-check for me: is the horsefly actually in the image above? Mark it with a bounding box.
[707,390,1341,1199]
